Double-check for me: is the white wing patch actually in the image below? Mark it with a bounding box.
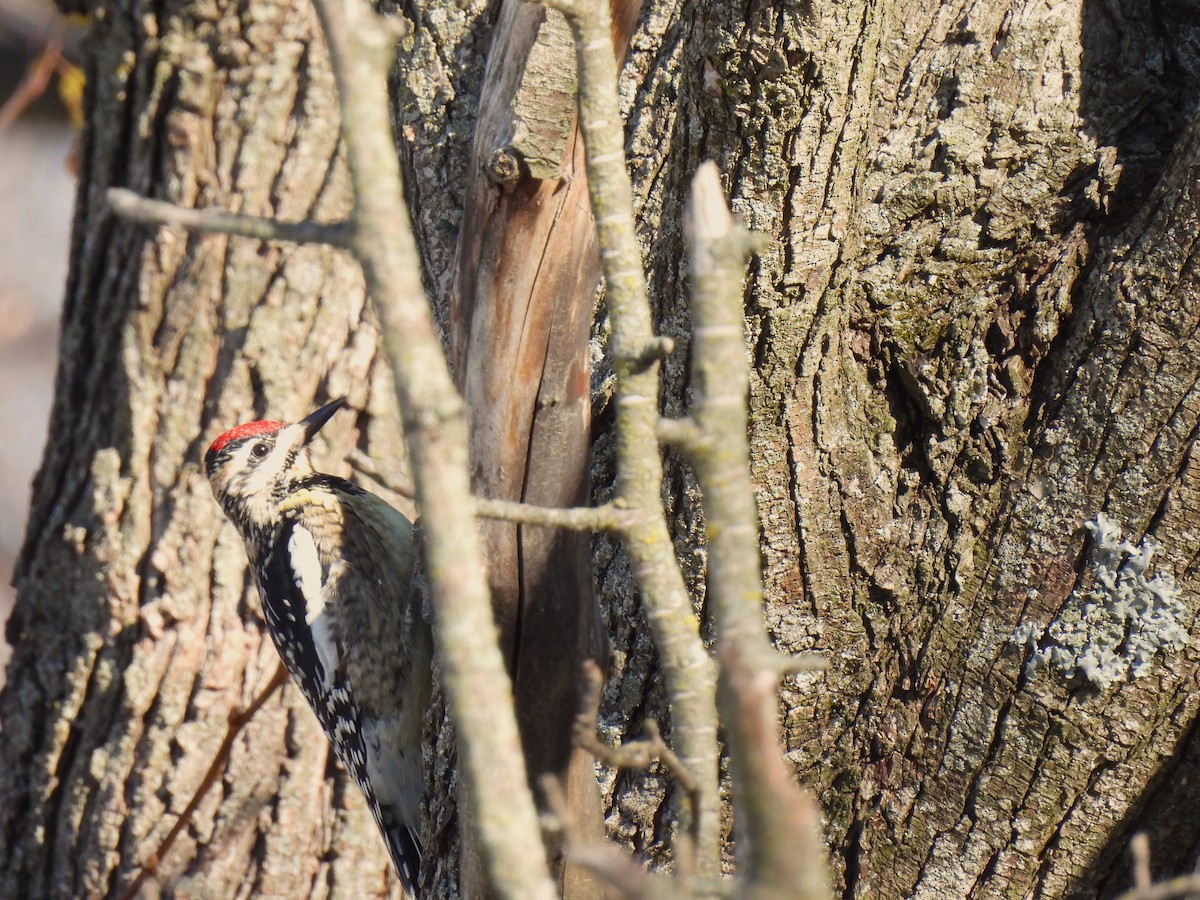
[289,525,339,691]
[288,525,325,619]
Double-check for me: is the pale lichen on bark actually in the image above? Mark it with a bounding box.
[1013,513,1189,689]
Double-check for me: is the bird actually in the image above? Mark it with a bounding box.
[204,397,432,896]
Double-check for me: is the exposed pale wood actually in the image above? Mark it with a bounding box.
[542,0,723,882]
[313,0,558,895]
[447,0,642,895]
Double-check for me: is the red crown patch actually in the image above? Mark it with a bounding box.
[208,420,286,456]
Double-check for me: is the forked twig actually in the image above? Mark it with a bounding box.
[571,660,701,876]
[539,775,698,900]
[1113,833,1200,900]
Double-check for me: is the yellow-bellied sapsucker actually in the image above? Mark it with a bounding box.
[205,397,432,896]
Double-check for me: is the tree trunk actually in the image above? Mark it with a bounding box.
[0,0,410,892]
[6,0,1200,896]
[564,0,1200,892]
[571,0,1200,894]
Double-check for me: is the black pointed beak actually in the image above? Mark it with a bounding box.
[299,397,345,444]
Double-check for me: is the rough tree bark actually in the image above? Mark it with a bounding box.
[6,0,1200,897]
[0,0,412,893]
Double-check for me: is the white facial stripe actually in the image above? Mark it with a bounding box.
[242,425,303,498]
[228,439,260,476]
[216,424,311,529]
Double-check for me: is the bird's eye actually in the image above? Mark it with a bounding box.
[251,442,271,459]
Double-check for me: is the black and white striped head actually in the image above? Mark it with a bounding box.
[205,398,344,536]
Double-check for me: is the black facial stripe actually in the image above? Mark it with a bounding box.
[295,473,367,495]
[206,434,281,478]
[205,444,240,478]
[267,446,304,501]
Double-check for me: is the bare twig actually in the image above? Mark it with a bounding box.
[309,0,555,896]
[632,335,676,366]
[1114,877,1200,900]
[656,416,705,451]
[1112,835,1200,900]
[543,0,721,877]
[344,455,624,531]
[119,664,289,900]
[775,652,829,675]
[0,24,63,133]
[1133,833,1153,891]
[572,661,698,793]
[571,659,704,888]
[719,643,828,899]
[540,775,695,900]
[106,188,351,246]
[346,448,416,498]
[683,162,829,898]
[473,498,627,532]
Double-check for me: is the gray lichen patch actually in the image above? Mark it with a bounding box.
[1012,513,1190,689]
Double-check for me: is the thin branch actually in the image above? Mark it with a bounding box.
[774,651,829,675]
[1114,877,1200,900]
[1133,833,1153,891]
[572,661,698,794]
[119,664,289,900]
[718,643,829,899]
[543,0,721,877]
[684,162,830,898]
[473,498,627,532]
[1112,834,1200,900]
[343,456,624,531]
[656,416,705,450]
[632,335,676,367]
[106,188,352,246]
[346,448,416,498]
[0,24,63,133]
[309,0,555,897]
[539,775,697,900]
[571,660,703,884]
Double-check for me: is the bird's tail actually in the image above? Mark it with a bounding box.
[383,818,423,899]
